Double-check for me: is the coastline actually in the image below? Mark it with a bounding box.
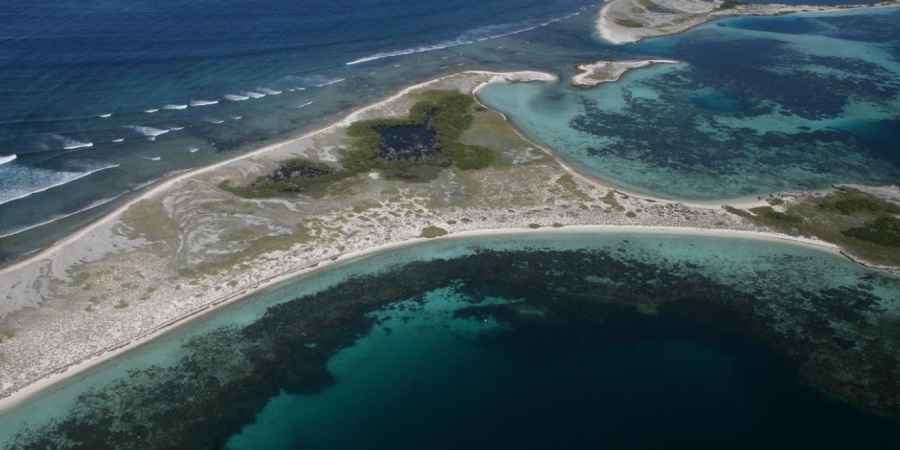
[0,65,895,414]
[0,224,845,414]
[596,0,900,45]
[570,59,681,88]
[471,75,770,211]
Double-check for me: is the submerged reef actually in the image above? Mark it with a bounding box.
[7,245,900,449]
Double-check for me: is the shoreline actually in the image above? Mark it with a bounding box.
[596,0,900,45]
[0,67,895,414]
[570,59,681,88]
[0,70,558,279]
[0,224,846,414]
[471,76,770,211]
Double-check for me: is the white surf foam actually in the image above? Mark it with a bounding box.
[0,154,16,165]
[144,156,162,161]
[259,88,282,95]
[346,11,580,65]
[296,101,314,109]
[190,99,219,106]
[99,113,112,118]
[231,116,242,120]
[163,104,188,110]
[169,126,184,131]
[0,163,119,206]
[53,135,93,150]
[225,94,250,101]
[131,177,161,191]
[245,91,266,99]
[315,78,345,87]
[188,147,200,153]
[126,126,170,139]
[207,119,225,124]
[112,138,125,143]
[0,193,126,239]
[145,109,160,114]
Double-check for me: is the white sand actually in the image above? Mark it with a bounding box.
[0,223,843,413]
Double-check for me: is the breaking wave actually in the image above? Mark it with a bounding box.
[0,163,119,206]
[53,135,93,150]
[190,99,219,106]
[346,11,580,65]
[0,193,126,239]
[126,126,170,139]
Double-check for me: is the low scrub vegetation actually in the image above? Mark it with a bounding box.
[228,91,494,198]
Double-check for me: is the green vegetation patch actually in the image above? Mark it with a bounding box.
[820,189,900,216]
[420,226,449,238]
[600,191,625,211]
[843,216,900,247]
[749,206,804,225]
[719,1,748,9]
[725,190,900,266]
[614,19,645,28]
[344,90,494,172]
[227,91,495,199]
[120,199,179,243]
[638,0,659,8]
[224,159,351,199]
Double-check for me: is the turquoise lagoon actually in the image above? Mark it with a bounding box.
[479,9,900,201]
[1,232,899,448]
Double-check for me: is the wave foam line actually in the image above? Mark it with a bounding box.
[126,126,170,138]
[346,11,580,65]
[259,88,282,95]
[0,154,16,165]
[144,109,159,114]
[315,78,344,87]
[131,177,161,191]
[163,104,188,110]
[53,134,93,150]
[190,100,218,106]
[0,193,126,239]
[225,94,250,101]
[98,113,112,118]
[296,101,314,109]
[0,163,120,206]
[245,91,266,99]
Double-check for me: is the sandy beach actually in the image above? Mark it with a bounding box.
[0,63,891,415]
[596,0,900,45]
[0,223,844,414]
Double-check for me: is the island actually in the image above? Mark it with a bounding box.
[1,3,899,434]
[597,0,899,44]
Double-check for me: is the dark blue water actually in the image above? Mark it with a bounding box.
[3,233,899,449]
[227,289,900,450]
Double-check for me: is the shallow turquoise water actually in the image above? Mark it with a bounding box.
[479,9,900,201]
[1,231,898,448]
